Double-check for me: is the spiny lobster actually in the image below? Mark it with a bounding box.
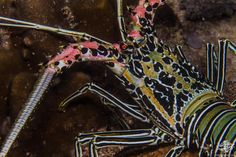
[0,0,236,157]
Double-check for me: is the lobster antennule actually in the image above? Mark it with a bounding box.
[0,67,56,157]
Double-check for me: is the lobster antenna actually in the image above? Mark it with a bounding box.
[0,67,56,157]
[0,16,111,45]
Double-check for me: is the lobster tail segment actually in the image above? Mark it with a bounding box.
[185,100,236,156]
[0,67,56,157]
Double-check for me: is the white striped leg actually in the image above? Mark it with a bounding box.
[99,97,134,129]
[216,40,228,93]
[206,43,218,86]
[206,39,236,93]
[117,0,127,42]
[100,96,141,113]
[0,16,112,45]
[75,128,172,157]
[165,145,185,157]
[175,45,187,61]
[58,83,149,123]
[230,100,236,107]
[228,40,236,53]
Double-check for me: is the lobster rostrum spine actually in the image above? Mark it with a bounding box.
[0,0,236,156]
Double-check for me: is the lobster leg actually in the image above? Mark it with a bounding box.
[228,40,236,52]
[216,40,228,93]
[0,16,111,45]
[175,45,187,61]
[165,145,185,157]
[101,101,132,129]
[59,83,149,123]
[206,39,236,93]
[230,100,236,107]
[117,0,127,42]
[206,43,218,86]
[101,96,145,129]
[75,127,172,157]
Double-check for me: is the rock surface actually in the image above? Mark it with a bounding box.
[180,0,236,20]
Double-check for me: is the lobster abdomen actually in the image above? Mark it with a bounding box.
[185,100,236,156]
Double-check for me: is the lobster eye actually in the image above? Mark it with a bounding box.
[120,43,127,50]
